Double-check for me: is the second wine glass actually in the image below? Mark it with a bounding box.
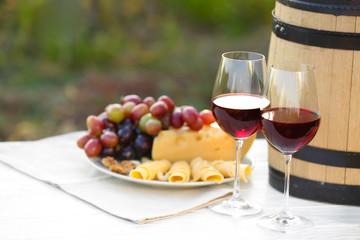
[257,62,320,232]
[209,51,269,217]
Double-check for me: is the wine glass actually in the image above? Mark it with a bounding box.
[209,51,269,216]
[257,63,320,232]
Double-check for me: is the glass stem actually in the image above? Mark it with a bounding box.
[282,154,292,215]
[232,139,244,201]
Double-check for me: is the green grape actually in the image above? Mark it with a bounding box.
[106,104,125,123]
[139,113,157,132]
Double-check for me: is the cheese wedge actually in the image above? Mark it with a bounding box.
[190,157,223,183]
[152,125,256,162]
[211,160,251,183]
[129,160,171,180]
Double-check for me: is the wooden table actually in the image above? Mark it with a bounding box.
[0,138,359,239]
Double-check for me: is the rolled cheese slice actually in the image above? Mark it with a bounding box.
[211,160,251,183]
[152,125,256,162]
[168,161,191,183]
[129,160,171,180]
[190,157,224,183]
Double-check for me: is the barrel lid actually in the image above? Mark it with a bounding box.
[277,0,360,16]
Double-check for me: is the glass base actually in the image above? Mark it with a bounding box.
[208,197,262,217]
[257,210,313,233]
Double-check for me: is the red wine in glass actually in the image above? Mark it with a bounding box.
[257,62,320,232]
[212,93,270,139]
[261,107,320,154]
[209,51,267,217]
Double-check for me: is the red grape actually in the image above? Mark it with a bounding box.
[117,118,134,130]
[143,96,156,107]
[77,132,93,149]
[100,131,119,147]
[122,94,142,105]
[101,116,116,130]
[123,101,136,118]
[170,108,184,128]
[182,106,199,125]
[131,103,149,122]
[199,109,216,125]
[119,145,135,160]
[179,105,188,111]
[134,134,152,154]
[158,95,175,111]
[117,127,133,144]
[145,119,162,135]
[160,114,170,129]
[101,147,116,157]
[86,115,105,136]
[84,138,102,157]
[106,103,124,123]
[150,101,169,118]
[98,111,108,121]
[187,117,203,131]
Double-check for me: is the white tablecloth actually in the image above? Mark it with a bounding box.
[0,133,359,239]
[0,132,234,224]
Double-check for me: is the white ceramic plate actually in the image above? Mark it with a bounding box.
[85,155,254,188]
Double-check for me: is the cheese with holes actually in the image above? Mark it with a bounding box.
[151,125,255,162]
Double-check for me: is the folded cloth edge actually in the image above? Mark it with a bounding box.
[0,152,233,225]
[137,191,232,224]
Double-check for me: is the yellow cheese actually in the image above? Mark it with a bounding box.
[190,157,223,183]
[151,125,256,162]
[129,160,171,180]
[211,160,251,183]
[168,161,191,183]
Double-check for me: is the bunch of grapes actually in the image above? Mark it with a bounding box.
[77,94,216,161]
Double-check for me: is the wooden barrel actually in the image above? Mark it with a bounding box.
[267,0,360,205]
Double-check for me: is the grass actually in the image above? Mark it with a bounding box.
[0,0,273,140]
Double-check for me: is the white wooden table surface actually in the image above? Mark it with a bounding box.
[0,138,359,240]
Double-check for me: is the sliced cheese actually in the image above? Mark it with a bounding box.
[168,161,191,183]
[129,160,171,180]
[211,160,251,183]
[190,157,223,183]
[152,125,256,162]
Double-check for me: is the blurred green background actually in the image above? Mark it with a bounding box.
[0,0,274,141]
